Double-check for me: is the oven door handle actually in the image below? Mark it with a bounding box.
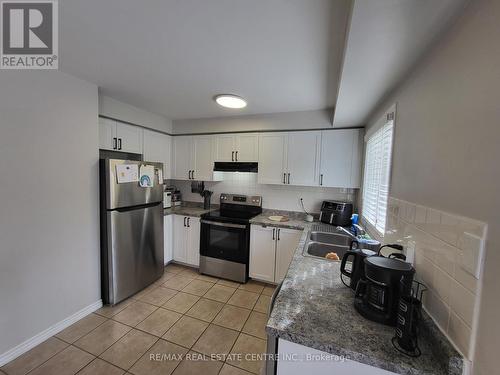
[200,220,247,229]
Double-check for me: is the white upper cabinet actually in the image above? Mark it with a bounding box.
[143,129,172,178]
[235,133,259,162]
[319,129,362,188]
[286,131,321,186]
[116,122,143,154]
[258,131,320,186]
[258,133,287,184]
[215,134,236,162]
[350,129,363,188]
[173,136,193,180]
[98,117,143,154]
[169,129,361,187]
[215,133,259,162]
[173,136,217,181]
[192,136,215,181]
[99,118,116,150]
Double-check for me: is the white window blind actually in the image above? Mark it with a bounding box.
[362,116,394,235]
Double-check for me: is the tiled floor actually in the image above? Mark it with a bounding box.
[1,264,275,375]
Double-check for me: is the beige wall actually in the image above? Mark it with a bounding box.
[172,109,335,134]
[365,0,500,373]
[99,94,173,133]
[0,72,101,357]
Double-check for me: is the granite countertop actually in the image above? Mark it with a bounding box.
[250,209,313,230]
[266,223,464,375]
[164,201,215,217]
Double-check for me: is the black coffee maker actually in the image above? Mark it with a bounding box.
[354,256,415,326]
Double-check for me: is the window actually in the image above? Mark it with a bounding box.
[362,109,394,235]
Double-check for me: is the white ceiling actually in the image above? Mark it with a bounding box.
[333,0,470,127]
[60,0,351,120]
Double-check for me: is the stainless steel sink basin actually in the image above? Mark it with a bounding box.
[305,242,350,260]
[309,231,352,247]
[303,229,353,261]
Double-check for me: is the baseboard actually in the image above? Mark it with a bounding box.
[0,299,103,367]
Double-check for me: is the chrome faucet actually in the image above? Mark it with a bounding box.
[336,226,357,240]
[336,224,380,252]
[352,224,366,236]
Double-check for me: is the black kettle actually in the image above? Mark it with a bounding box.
[340,242,405,290]
[340,241,377,290]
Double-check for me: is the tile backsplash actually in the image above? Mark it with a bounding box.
[169,172,357,213]
[384,197,487,359]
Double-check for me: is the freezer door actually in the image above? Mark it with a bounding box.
[106,203,164,304]
[104,158,164,209]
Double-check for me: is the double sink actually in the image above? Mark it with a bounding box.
[303,229,353,261]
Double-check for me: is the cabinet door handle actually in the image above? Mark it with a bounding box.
[283,173,286,184]
[320,174,323,186]
[235,151,238,161]
[188,170,191,179]
[287,173,290,184]
[118,138,122,150]
[113,137,117,150]
[183,217,187,227]
[277,228,281,241]
[232,151,234,162]
[187,217,190,227]
[272,228,276,240]
[192,170,195,180]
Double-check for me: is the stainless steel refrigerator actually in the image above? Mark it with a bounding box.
[100,158,164,305]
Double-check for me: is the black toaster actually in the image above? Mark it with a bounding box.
[319,200,353,226]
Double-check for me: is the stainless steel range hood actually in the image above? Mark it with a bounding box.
[213,162,258,173]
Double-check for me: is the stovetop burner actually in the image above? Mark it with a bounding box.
[201,193,262,224]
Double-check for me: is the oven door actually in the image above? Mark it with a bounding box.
[200,219,249,264]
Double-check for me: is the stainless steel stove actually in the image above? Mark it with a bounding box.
[199,193,262,283]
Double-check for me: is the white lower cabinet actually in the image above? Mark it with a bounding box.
[249,226,277,283]
[249,225,301,283]
[172,214,200,267]
[275,228,303,282]
[277,339,397,375]
[164,215,173,265]
[186,217,200,266]
[173,215,187,263]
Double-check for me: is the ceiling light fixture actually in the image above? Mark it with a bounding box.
[214,94,247,109]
